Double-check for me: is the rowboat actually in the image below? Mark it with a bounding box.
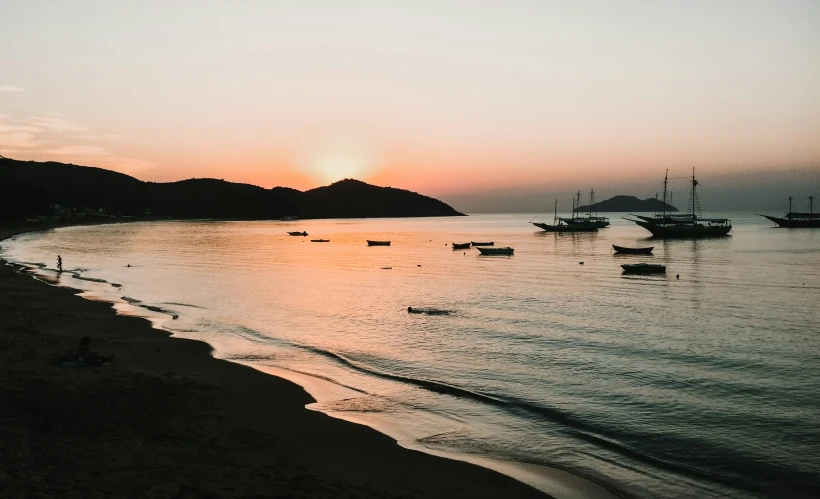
[452,242,471,250]
[287,231,308,236]
[471,241,494,246]
[310,239,330,243]
[613,245,654,255]
[621,263,666,274]
[367,240,391,246]
[477,247,514,256]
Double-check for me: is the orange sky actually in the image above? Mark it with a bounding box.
[1,1,819,198]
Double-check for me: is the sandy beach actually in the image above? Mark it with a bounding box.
[0,227,551,499]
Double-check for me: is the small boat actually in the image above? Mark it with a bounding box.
[288,231,308,236]
[621,263,666,274]
[613,245,654,255]
[310,239,330,243]
[477,247,514,256]
[471,241,494,246]
[452,242,471,250]
[757,196,820,228]
[279,215,299,221]
[367,240,391,246]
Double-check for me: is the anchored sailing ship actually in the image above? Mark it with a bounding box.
[532,199,598,232]
[757,197,820,228]
[560,190,610,228]
[626,169,731,237]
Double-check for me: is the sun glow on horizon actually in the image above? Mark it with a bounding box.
[314,155,366,183]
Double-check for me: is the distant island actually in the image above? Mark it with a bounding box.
[577,195,677,213]
[0,157,464,222]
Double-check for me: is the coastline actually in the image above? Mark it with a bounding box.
[0,224,619,499]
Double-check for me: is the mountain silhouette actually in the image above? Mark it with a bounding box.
[577,195,677,212]
[0,157,463,221]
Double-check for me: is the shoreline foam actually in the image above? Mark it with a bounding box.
[0,224,620,499]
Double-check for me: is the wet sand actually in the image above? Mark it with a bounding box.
[0,227,552,499]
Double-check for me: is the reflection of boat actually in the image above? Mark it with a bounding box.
[622,263,666,274]
[367,240,391,246]
[310,239,330,242]
[626,169,731,238]
[613,245,653,255]
[452,242,471,250]
[288,231,308,236]
[757,197,820,228]
[477,247,514,256]
[533,200,599,232]
[560,190,610,228]
[471,241,494,246]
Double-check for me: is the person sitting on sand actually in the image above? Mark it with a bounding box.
[77,336,112,366]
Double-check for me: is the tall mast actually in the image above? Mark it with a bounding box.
[589,189,595,218]
[662,170,668,221]
[811,195,814,215]
[576,191,581,219]
[691,167,697,223]
[554,199,558,223]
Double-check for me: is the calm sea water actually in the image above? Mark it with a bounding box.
[3,214,819,499]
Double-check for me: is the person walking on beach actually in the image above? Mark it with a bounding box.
[57,255,62,272]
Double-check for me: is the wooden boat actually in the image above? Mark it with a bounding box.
[532,200,598,232]
[470,241,494,246]
[452,242,472,250]
[621,263,666,274]
[560,189,610,228]
[613,244,654,255]
[367,240,391,246]
[287,231,308,236]
[477,246,514,256]
[625,169,731,238]
[757,196,820,228]
[310,239,330,243]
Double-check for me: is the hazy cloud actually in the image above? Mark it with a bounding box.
[29,112,88,132]
[1,112,154,175]
[43,145,106,155]
[0,85,24,92]
[0,132,40,149]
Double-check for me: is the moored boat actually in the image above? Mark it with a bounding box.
[757,197,820,228]
[477,246,514,256]
[452,242,472,250]
[559,189,610,228]
[533,199,598,232]
[625,169,731,238]
[287,231,308,236]
[621,263,666,274]
[470,241,494,246]
[367,240,391,246]
[613,245,654,255]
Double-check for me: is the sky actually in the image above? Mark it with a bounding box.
[1,0,818,210]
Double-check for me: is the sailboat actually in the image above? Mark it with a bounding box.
[560,190,610,228]
[625,169,731,237]
[757,197,820,228]
[532,199,598,232]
